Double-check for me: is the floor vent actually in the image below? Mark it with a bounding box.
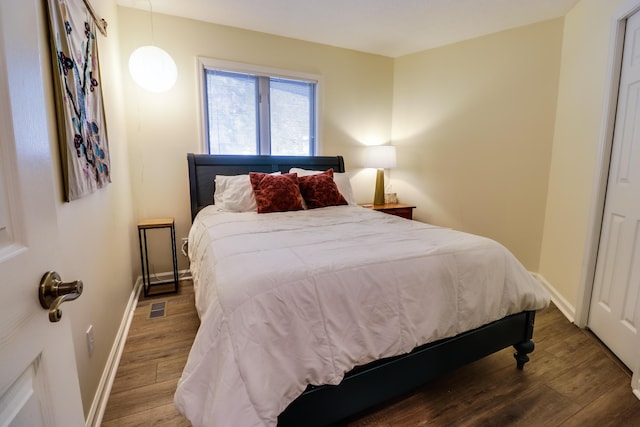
[149,301,166,318]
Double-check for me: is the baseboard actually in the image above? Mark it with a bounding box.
[530,272,576,323]
[86,277,143,427]
[86,270,192,426]
[146,268,192,285]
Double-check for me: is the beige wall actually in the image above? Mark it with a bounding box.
[539,0,629,313]
[45,0,137,417]
[391,19,564,271]
[117,7,394,274]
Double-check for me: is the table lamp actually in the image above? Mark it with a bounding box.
[365,145,396,205]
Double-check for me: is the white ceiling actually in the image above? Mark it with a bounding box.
[116,0,579,58]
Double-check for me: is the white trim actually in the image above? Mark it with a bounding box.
[197,57,321,83]
[634,364,640,400]
[86,277,142,427]
[196,56,208,154]
[85,270,192,426]
[531,272,576,323]
[575,7,630,328]
[146,268,192,284]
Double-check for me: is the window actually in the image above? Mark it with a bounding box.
[201,59,318,156]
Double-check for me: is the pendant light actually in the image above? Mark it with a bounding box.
[128,0,177,92]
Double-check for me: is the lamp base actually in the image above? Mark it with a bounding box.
[373,169,385,205]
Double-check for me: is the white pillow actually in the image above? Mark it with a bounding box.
[214,172,281,212]
[288,168,357,205]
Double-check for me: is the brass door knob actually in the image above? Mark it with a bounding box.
[39,271,83,322]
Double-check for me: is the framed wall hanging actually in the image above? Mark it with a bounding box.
[46,0,110,201]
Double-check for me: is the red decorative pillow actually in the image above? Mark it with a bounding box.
[249,172,303,213]
[298,169,348,209]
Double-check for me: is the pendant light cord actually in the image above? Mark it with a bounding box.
[148,0,156,46]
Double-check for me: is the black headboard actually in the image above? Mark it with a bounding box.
[187,153,346,221]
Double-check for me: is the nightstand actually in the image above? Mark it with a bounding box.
[362,203,416,220]
[137,218,179,297]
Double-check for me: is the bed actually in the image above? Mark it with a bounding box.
[175,153,550,427]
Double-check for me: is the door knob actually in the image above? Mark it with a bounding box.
[39,271,83,322]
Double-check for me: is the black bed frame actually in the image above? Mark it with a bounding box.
[186,153,537,427]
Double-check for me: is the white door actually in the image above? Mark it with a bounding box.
[0,1,85,426]
[588,10,640,370]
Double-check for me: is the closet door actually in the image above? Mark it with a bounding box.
[588,10,640,370]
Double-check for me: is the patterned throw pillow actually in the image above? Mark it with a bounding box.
[298,169,348,209]
[249,172,304,213]
[289,168,357,205]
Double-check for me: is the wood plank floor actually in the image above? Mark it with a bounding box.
[102,280,640,426]
[102,281,198,426]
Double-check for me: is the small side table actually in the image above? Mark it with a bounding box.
[138,218,179,297]
[362,203,416,220]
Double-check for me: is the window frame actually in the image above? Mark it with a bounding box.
[197,57,321,156]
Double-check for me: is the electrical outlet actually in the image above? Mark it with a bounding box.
[86,324,95,356]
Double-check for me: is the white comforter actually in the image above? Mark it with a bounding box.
[175,205,549,427]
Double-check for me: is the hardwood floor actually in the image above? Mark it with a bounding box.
[344,306,640,426]
[102,280,640,426]
[102,281,198,426]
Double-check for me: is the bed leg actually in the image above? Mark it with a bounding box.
[513,339,535,370]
